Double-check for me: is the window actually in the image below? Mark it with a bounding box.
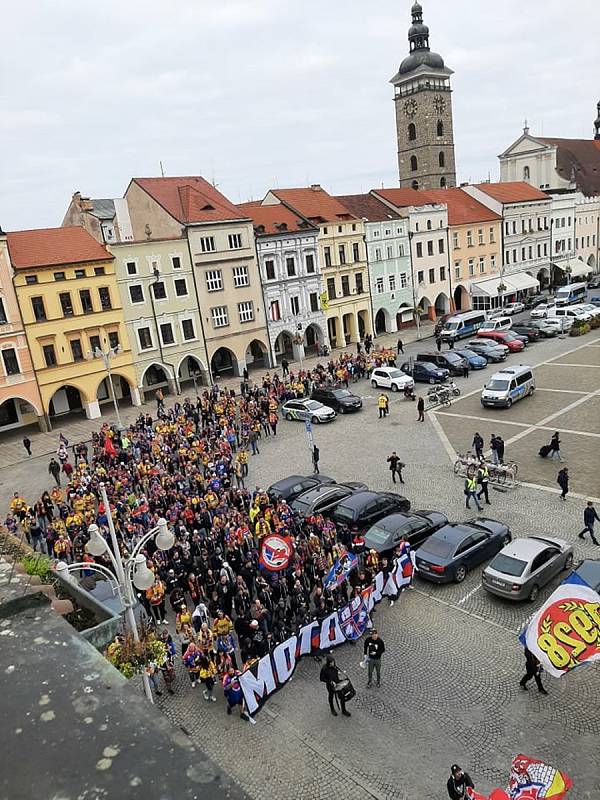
[512,221,517,234]
[233,265,250,287]
[529,246,533,260]
[428,268,435,283]
[337,226,343,234]
[543,243,548,256]
[306,254,315,273]
[310,292,319,312]
[59,292,73,316]
[238,301,254,323]
[410,156,418,172]
[505,222,510,236]
[412,180,419,190]
[490,254,497,269]
[42,343,56,367]
[171,256,182,270]
[0,298,6,324]
[452,232,459,249]
[174,278,188,297]
[454,262,461,279]
[327,277,336,300]
[2,348,19,375]
[408,122,416,140]
[505,251,510,265]
[79,289,93,313]
[182,319,196,341]
[228,233,243,250]
[417,270,424,284]
[467,230,473,247]
[126,261,137,276]
[478,229,484,245]
[341,275,350,296]
[427,240,434,256]
[69,339,83,362]
[265,260,276,280]
[387,246,394,259]
[338,244,346,265]
[398,243,405,257]
[74,269,86,279]
[160,323,175,345]
[31,296,46,321]
[384,229,391,236]
[129,285,144,304]
[389,275,396,291]
[152,281,166,300]
[522,247,526,260]
[438,151,445,168]
[270,300,281,321]
[89,335,101,353]
[324,246,332,267]
[479,257,485,273]
[400,273,407,288]
[138,327,153,350]
[427,219,432,231]
[98,287,112,310]
[286,257,296,277]
[323,227,328,235]
[375,247,382,260]
[489,227,495,243]
[437,120,444,136]
[352,242,360,262]
[373,230,380,238]
[355,273,364,294]
[416,242,423,258]
[53,272,66,281]
[290,296,300,315]
[108,331,119,350]
[376,277,384,294]
[205,270,223,291]
[438,239,445,254]
[25,275,38,285]
[468,259,475,276]
[212,306,229,328]
[200,236,216,253]
[352,223,356,232]
[94,266,105,276]
[523,166,530,180]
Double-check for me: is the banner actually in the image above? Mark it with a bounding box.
[319,290,329,311]
[522,572,600,677]
[468,754,573,800]
[323,551,358,590]
[239,555,408,714]
[259,534,294,572]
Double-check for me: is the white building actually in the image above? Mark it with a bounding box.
[575,195,600,275]
[238,201,328,363]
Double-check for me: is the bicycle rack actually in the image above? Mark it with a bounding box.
[453,455,519,490]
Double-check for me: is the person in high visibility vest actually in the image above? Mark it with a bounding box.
[464,474,482,511]
[476,464,491,505]
[378,394,389,419]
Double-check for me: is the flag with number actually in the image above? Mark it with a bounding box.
[319,290,329,311]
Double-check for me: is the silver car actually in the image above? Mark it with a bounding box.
[482,535,574,602]
[281,398,336,424]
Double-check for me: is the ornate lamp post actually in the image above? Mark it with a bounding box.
[89,344,123,429]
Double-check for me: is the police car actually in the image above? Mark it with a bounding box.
[480,366,535,409]
[281,398,337,423]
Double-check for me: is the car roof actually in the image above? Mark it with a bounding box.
[497,536,559,561]
[269,475,306,490]
[429,523,477,544]
[295,484,348,501]
[573,559,600,590]
[336,490,380,509]
[371,513,412,530]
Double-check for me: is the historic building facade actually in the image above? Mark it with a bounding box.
[390,1,456,190]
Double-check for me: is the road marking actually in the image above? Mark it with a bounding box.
[543,362,600,369]
[412,586,519,634]
[458,584,482,605]
[435,411,600,439]
[535,387,588,395]
[518,480,600,504]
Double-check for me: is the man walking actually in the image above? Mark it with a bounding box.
[397,337,404,355]
[519,647,547,694]
[464,473,482,511]
[495,435,505,464]
[364,629,385,688]
[557,467,569,501]
[312,445,320,475]
[476,463,491,505]
[578,501,600,545]
[155,388,165,414]
[319,655,351,717]
[48,457,61,487]
[550,431,562,461]
[472,432,483,461]
[489,434,499,465]
[22,436,32,456]
[417,395,425,422]
[387,451,405,484]
[281,358,289,377]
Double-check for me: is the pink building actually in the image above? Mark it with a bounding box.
[0,227,44,431]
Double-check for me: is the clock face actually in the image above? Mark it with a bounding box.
[434,94,446,114]
[404,99,417,118]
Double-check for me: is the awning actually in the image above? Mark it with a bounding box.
[567,258,592,279]
[505,272,539,292]
[470,277,512,297]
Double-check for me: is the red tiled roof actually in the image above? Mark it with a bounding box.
[237,201,318,236]
[417,188,502,225]
[538,138,600,197]
[133,177,247,224]
[7,226,112,269]
[335,194,401,222]
[271,187,357,224]
[473,182,549,204]
[370,187,430,208]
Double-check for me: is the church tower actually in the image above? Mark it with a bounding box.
[390,2,457,190]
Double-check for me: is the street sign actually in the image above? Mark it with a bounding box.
[305,421,312,433]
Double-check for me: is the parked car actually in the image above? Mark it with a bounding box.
[291,482,368,516]
[588,274,600,290]
[480,316,513,331]
[364,510,449,554]
[415,352,469,377]
[281,398,336,424]
[530,303,555,319]
[524,294,547,309]
[401,360,449,384]
[415,518,512,584]
[330,491,411,533]
[503,301,525,315]
[267,474,335,503]
[569,558,600,592]
[523,319,558,338]
[547,305,593,323]
[537,316,573,332]
[511,324,540,342]
[480,365,535,409]
[465,339,508,362]
[453,348,487,369]
[311,387,363,414]
[476,329,525,352]
[577,303,600,319]
[482,535,574,602]
[370,367,414,393]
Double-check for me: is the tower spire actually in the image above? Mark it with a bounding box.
[594,100,600,141]
[408,2,430,54]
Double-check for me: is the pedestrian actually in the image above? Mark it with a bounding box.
[397,337,404,355]
[155,388,165,414]
[435,335,443,352]
[198,652,217,702]
[464,473,482,511]
[489,435,499,466]
[48,458,61,487]
[462,362,469,379]
[519,647,548,694]
[312,445,320,475]
[386,451,405,484]
[22,436,32,456]
[281,358,289,377]
[476,463,490,505]
[319,654,351,717]
[183,642,202,688]
[223,666,254,723]
[557,467,569,501]
[496,435,505,464]
[550,431,562,461]
[377,393,388,419]
[578,501,600,545]
[363,629,385,688]
[472,432,484,461]
[448,338,455,350]
[446,765,475,800]
[417,395,425,422]
[249,429,260,456]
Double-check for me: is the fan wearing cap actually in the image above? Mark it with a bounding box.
[446,764,474,800]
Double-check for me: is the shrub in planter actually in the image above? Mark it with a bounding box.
[106,623,167,679]
[20,554,53,582]
[569,319,590,336]
[590,316,600,329]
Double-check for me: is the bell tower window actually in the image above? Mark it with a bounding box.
[437,120,444,137]
[523,166,530,180]
[408,123,416,141]
[440,177,447,188]
[410,155,418,172]
[439,151,445,168]
[412,180,419,190]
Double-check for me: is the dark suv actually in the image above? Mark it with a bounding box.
[416,352,468,376]
[311,387,362,413]
[330,491,411,533]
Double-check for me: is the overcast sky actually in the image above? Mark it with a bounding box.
[1,0,599,231]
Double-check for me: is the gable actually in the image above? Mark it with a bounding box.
[500,134,554,158]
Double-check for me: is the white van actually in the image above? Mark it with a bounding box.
[479,316,513,332]
[555,282,587,306]
[440,310,487,341]
[481,366,535,409]
[547,306,592,323]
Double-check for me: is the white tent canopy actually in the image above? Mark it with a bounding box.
[471,272,539,297]
[566,258,593,279]
[507,272,539,291]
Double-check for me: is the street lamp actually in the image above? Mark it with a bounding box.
[55,483,174,703]
[89,344,123,429]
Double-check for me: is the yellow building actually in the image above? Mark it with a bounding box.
[8,226,139,425]
[264,186,372,347]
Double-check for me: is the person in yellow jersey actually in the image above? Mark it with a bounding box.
[464,472,482,511]
[378,393,389,419]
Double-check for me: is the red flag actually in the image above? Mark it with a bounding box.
[104,437,117,458]
[259,534,294,572]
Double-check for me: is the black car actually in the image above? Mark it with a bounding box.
[587,275,600,290]
[511,324,540,342]
[267,474,335,503]
[364,510,449,554]
[401,360,449,384]
[466,339,508,362]
[291,482,368,516]
[415,518,512,584]
[330,491,411,533]
[570,558,600,592]
[311,387,363,413]
[415,352,468,377]
[524,294,547,309]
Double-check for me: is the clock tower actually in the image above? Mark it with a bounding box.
[390,2,456,190]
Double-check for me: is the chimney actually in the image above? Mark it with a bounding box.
[310,184,322,191]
